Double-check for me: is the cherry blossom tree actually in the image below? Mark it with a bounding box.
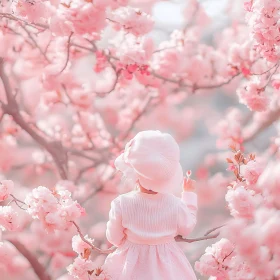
[0,0,280,279]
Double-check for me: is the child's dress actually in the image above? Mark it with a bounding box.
[102,190,198,280]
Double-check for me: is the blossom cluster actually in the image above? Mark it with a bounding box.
[245,0,280,62]
[25,186,85,232]
[195,148,280,279]
[68,234,109,280]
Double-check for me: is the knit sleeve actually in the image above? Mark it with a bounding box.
[177,191,198,237]
[106,196,126,247]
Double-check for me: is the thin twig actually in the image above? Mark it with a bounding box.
[175,225,223,243]
[119,95,155,142]
[20,25,50,63]
[58,32,73,74]
[0,13,48,29]
[74,163,99,184]
[95,69,121,97]
[71,221,116,254]
[204,224,226,236]
[175,232,220,243]
[262,63,280,89]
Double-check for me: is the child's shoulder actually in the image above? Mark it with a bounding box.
[117,190,139,200]
[111,191,137,203]
[112,191,182,205]
[117,191,181,203]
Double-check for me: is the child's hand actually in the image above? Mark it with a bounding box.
[183,177,196,192]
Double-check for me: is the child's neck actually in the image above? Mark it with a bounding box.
[139,185,158,195]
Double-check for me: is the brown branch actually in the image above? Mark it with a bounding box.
[71,43,94,52]
[251,63,279,76]
[71,221,116,254]
[262,63,280,89]
[20,25,50,63]
[58,32,74,74]
[175,224,224,243]
[74,163,99,183]
[0,111,5,123]
[0,13,48,29]
[95,69,121,97]
[152,72,241,91]
[182,0,200,33]
[65,147,101,161]
[175,231,220,243]
[0,58,68,179]
[7,239,51,280]
[71,222,222,258]
[244,108,280,143]
[204,224,226,236]
[72,222,221,257]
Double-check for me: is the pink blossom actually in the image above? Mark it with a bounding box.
[244,1,253,12]
[205,238,235,265]
[0,206,20,231]
[13,0,51,22]
[195,238,234,279]
[0,180,14,201]
[237,80,270,112]
[228,256,254,280]
[258,161,280,207]
[25,186,57,218]
[25,186,85,231]
[55,180,76,193]
[0,242,29,275]
[235,226,261,260]
[49,14,73,36]
[94,51,108,73]
[261,213,280,254]
[195,253,223,277]
[68,89,94,109]
[64,3,106,35]
[72,234,94,255]
[272,79,280,90]
[245,0,280,62]
[243,161,264,185]
[111,7,154,36]
[67,257,95,280]
[225,187,255,219]
[214,108,244,150]
[50,253,72,270]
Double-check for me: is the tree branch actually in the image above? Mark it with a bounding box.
[20,25,50,63]
[0,13,48,29]
[58,32,74,74]
[0,58,68,179]
[175,224,224,243]
[71,221,116,254]
[7,239,51,280]
[71,221,223,258]
[152,72,241,91]
[175,231,220,243]
[244,108,280,143]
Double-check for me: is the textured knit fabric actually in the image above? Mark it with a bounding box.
[103,190,198,280]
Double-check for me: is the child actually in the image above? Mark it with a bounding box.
[103,130,198,280]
